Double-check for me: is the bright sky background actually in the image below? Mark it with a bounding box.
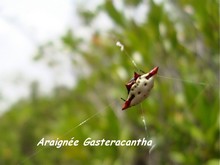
[0,0,78,113]
[0,0,148,114]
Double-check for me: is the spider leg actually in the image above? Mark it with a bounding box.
[140,69,145,74]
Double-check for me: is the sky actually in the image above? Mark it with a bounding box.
[0,0,78,113]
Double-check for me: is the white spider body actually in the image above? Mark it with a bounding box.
[122,66,158,110]
[128,75,154,107]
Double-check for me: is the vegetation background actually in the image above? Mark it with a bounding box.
[0,0,219,164]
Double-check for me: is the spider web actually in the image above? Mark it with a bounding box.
[19,42,215,165]
[20,73,212,165]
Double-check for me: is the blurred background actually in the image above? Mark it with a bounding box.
[0,0,219,164]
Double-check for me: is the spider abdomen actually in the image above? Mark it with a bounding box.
[122,66,158,110]
[129,75,154,107]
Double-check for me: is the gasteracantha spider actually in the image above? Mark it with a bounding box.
[122,66,159,110]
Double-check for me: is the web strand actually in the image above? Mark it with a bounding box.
[63,111,101,137]
[139,104,157,164]
[116,41,140,71]
[124,50,140,71]
[140,104,147,134]
[157,75,210,86]
[20,104,112,164]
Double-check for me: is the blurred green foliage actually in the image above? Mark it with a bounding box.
[0,0,219,165]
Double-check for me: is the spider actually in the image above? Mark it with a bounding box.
[121,66,159,110]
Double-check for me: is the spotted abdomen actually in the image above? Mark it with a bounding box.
[128,74,154,107]
[122,66,158,110]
